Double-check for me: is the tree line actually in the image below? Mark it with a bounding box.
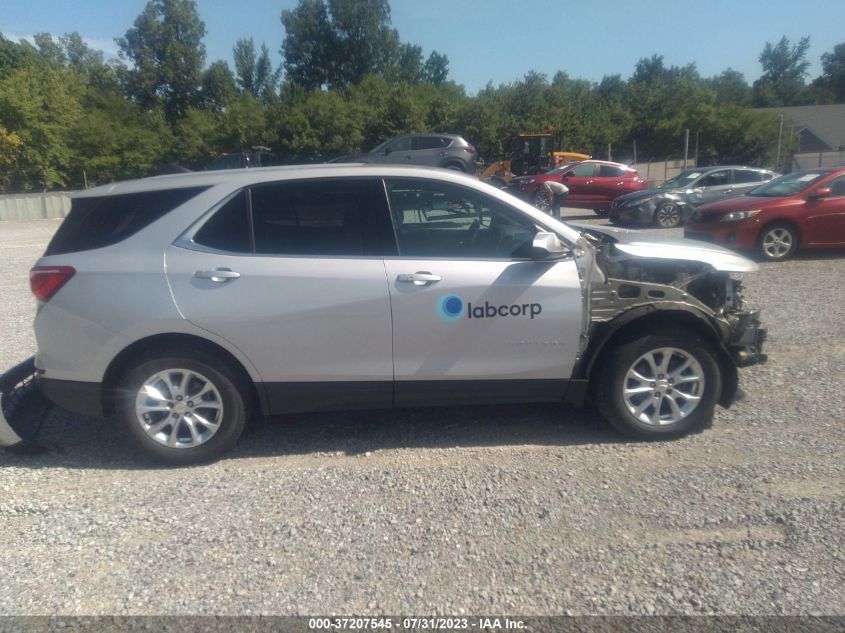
[0,0,843,192]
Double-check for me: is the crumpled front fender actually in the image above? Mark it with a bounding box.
[0,356,51,450]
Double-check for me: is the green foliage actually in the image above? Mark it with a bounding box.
[0,65,83,189]
[280,0,449,89]
[815,42,845,102]
[752,36,811,106]
[2,7,839,195]
[117,0,207,122]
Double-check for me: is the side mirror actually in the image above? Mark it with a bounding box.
[531,232,568,259]
[811,187,831,200]
[563,171,574,179]
[382,147,392,155]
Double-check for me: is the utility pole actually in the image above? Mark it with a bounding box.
[694,131,699,168]
[633,139,637,165]
[608,143,612,161]
[683,128,690,170]
[775,114,784,171]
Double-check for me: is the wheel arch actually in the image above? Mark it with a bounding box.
[578,308,738,408]
[758,218,802,247]
[101,333,267,418]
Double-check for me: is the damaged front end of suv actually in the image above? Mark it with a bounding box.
[571,226,767,410]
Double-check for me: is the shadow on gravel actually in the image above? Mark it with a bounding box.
[1,403,628,470]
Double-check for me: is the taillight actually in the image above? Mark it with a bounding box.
[30,266,75,301]
[465,146,476,153]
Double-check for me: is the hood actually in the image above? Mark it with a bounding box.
[569,223,758,272]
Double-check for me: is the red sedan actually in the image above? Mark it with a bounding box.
[506,160,645,214]
[684,167,845,261]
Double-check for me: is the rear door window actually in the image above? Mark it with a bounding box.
[698,170,731,187]
[733,169,764,184]
[191,179,382,257]
[412,137,447,151]
[45,187,209,256]
[598,165,627,178]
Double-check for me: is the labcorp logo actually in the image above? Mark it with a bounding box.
[436,294,542,322]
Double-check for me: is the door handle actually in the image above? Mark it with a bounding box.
[195,268,241,282]
[396,272,441,285]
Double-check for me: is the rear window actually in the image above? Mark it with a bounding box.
[46,187,209,256]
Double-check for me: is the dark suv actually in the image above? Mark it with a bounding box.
[331,134,478,173]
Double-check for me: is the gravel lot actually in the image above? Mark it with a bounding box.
[0,213,843,616]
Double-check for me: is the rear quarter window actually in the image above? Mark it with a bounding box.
[46,187,209,256]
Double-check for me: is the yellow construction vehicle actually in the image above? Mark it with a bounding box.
[478,132,589,185]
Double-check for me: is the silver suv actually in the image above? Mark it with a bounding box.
[331,134,479,173]
[20,165,765,463]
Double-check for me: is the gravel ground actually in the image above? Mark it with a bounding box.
[0,213,843,616]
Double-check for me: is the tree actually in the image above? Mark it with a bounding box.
[422,51,449,85]
[815,42,845,102]
[752,36,811,106]
[708,69,751,105]
[280,0,336,90]
[234,38,281,101]
[117,0,207,122]
[202,60,237,112]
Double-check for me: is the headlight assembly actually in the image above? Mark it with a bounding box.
[720,209,762,223]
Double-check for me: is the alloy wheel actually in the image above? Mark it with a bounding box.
[134,369,224,449]
[761,227,793,259]
[656,203,681,228]
[622,347,705,426]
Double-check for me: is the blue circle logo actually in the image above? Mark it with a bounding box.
[436,294,464,322]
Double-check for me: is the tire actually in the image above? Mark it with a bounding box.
[444,163,466,172]
[757,222,798,261]
[591,330,722,440]
[532,189,552,212]
[608,210,622,225]
[594,208,609,217]
[654,202,682,228]
[117,349,249,465]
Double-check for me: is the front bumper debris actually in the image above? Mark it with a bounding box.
[0,356,52,451]
[727,310,768,367]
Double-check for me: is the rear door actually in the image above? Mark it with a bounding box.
[165,178,394,412]
[562,162,599,206]
[730,169,766,198]
[380,177,584,405]
[411,136,450,167]
[592,164,636,206]
[689,169,733,206]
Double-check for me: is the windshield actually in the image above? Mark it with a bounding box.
[659,169,702,189]
[747,171,829,197]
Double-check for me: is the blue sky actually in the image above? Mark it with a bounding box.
[2,0,842,93]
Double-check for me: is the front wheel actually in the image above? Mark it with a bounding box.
[592,331,722,439]
[594,208,609,217]
[118,350,249,464]
[757,223,798,261]
[654,202,682,228]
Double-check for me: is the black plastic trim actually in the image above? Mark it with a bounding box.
[38,377,103,418]
[394,379,569,407]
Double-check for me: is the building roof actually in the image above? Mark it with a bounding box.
[756,104,845,152]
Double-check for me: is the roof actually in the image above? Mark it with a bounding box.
[755,104,845,151]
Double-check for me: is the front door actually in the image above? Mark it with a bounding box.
[380,178,584,405]
[165,179,394,413]
[803,175,845,246]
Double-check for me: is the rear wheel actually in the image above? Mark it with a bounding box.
[757,222,798,261]
[654,202,682,228]
[118,350,248,464]
[592,331,721,439]
[444,163,465,172]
